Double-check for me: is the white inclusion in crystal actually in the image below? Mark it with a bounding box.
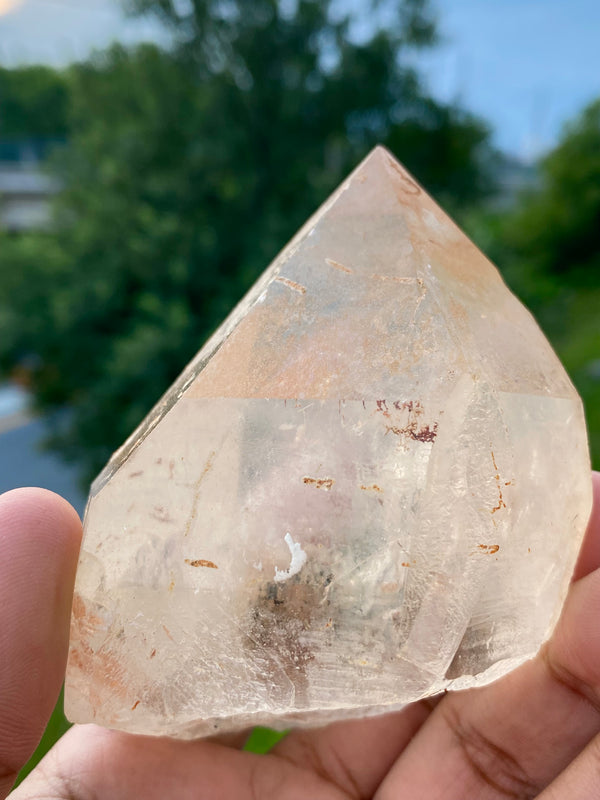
[274,532,307,583]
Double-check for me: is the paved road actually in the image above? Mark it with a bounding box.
[0,416,86,516]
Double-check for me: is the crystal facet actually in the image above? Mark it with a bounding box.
[65,147,593,738]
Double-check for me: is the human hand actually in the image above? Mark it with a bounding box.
[2,475,600,799]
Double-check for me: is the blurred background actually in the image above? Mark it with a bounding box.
[0,0,599,781]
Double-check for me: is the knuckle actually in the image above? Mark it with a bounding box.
[442,703,540,799]
[276,733,361,799]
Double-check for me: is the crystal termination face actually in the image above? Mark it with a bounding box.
[65,147,593,738]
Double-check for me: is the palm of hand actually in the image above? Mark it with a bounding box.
[2,476,600,800]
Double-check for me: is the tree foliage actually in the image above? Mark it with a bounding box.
[0,0,496,482]
[477,100,600,468]
[0,64,69,140]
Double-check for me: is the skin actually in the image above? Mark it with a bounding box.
[0,474,599,799]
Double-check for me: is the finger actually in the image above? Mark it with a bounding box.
[573,471,600,579]
[0,488,81,799]
[375,473,600,799]
[537,733,600,799]
[208,728,253,748]
[270,698,439,798]
[13,674,439,800]
[12,723,352,800]
[13,704,442,800]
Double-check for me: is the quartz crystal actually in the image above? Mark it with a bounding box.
[65,146,593,738]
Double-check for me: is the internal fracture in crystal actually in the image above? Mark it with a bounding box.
[65,146,592,738]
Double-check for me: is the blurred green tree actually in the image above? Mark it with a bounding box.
[0,0,496,482]
[0,64,69,139]
[468,100,600,468]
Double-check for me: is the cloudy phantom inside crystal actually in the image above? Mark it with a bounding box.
[65,147,592,738]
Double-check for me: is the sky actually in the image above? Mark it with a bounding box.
[1,0,599,160]
[419,0,600,159]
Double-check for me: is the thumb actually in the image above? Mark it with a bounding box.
[0,489,81,799]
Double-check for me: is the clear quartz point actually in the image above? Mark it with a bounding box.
[65,146,593,738]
